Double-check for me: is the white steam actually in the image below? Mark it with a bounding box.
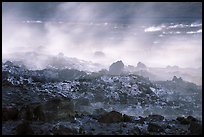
[2,2,202,69]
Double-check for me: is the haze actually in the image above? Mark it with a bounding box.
[2,2,202,68]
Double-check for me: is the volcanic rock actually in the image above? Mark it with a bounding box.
[176,117,190,125]
[146,114,164,122]
[109,61,124,75]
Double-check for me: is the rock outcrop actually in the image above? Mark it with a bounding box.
[136,62,147,70]
[109,60,124,75]
[172,76,183,82]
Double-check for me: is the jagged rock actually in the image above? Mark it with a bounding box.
[172,76,183,82]
[146,114,164,122]
[176,117,190,125]
[98,111,123,123]
[176,116,200,126]
[2,58,202,135]
[97,111,132,123]
[4,61,14,66]
[147,123,165,133]
[172,76,177,81]
[128,127,142,135]
[123,114,132,122]
[2,106,19,121]
[109,60,124,75]
[186,116,198,122]
[15,120,34,135]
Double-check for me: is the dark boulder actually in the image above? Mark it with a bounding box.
[123,114,132,122]
[188,121,202,135]
[186,116,198,122]
[98,111,123,123]
[147,123,165,133]
[98,111,133,123]
[176,117,190,125]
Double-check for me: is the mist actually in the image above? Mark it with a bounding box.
[2,2,202,69]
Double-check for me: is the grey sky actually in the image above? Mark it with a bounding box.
[3,2,202,21]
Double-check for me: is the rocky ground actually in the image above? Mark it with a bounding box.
[2,61,202,135]
[2,106,202,135]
